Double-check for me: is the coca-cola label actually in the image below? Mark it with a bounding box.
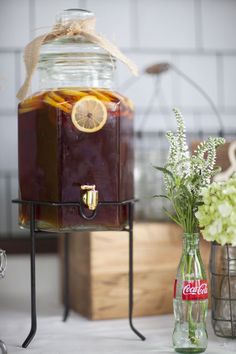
[174,279,208,300]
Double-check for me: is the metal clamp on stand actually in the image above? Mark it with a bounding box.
[12,198,146,348]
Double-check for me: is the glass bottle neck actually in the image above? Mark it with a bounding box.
[183,233,200,253]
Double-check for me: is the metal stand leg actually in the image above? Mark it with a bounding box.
[12,198,145,347]
[63,235,70,322]
[128,202,146,341]
[22,204,37,348]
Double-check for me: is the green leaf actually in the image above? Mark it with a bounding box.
[181,184,193,200]
[153,194,170,200]
[195,202,204,207]
[190,173,202,185]
[163,208,182,226]
[212,166,222,176]
[153,166,174,179]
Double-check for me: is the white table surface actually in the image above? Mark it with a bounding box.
[0,301,235,354]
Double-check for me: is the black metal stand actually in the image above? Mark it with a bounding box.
[12,199,146,348]
[63,235,70,323]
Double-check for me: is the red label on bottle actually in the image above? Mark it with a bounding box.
[174,279,208,300]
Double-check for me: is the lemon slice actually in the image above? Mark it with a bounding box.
[71,96,107,133]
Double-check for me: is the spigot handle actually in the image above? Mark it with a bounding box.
[81,185,96,191]
[81,185,98,211]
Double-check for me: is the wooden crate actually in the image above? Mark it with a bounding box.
[59,222,211,320]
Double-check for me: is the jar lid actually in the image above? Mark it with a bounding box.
[40,9,109,58]
[56,9,95,24]
[17,8,138,100]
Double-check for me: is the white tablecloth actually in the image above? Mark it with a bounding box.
[0,303,235,354]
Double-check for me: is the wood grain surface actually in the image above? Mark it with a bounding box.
[59,223,211,320]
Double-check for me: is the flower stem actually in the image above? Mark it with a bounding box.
[186,253,198,345]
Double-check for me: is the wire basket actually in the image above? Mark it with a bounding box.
[210,242,236,338]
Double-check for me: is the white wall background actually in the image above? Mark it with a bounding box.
[0,0,235,230]
[0,0,236,310]
[0,0,236,172]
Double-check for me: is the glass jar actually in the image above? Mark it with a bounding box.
[210,242,236,338]
[18,9,134,232]
[173,233,208,353]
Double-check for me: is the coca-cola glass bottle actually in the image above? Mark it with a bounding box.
[173,233,208,353]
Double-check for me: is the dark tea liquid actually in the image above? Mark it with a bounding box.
[18,88,134,231]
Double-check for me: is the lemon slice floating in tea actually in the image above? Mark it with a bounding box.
[72,96,107,133]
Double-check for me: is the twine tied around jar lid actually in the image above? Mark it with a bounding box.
[17,15,138,101]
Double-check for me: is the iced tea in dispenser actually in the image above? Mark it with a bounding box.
[18,9,136,232]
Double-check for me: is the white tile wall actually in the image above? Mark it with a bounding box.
[0,116,17,170]
[202,0,236,51]
[9,176,20,234]
[135,111,175,132]
[34,0,79,36]
[0,174,18,235]
[177,55,218,109]
[222,56,236,109]
[137,0,196,49]
[135,110,203,134]
[192,113,222,133]
[0,53,16,110]
[0,0,30,48]
[0,0,236,167]
[1,255,60,301]
[0,0,235,291]
[116,53,173,109]
[85,0,132,48]
[222,113,236,133]
[0,177,8,234]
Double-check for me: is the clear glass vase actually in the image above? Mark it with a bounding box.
[210,242,236,338]
[173,233,208,353]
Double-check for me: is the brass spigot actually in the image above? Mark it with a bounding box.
[81,185,98,210]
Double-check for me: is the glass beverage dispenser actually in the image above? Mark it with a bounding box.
[18,9,135,232]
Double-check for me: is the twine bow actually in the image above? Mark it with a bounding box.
[17,17,138,101]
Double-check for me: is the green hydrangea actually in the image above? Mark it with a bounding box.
[196,174,236,246]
